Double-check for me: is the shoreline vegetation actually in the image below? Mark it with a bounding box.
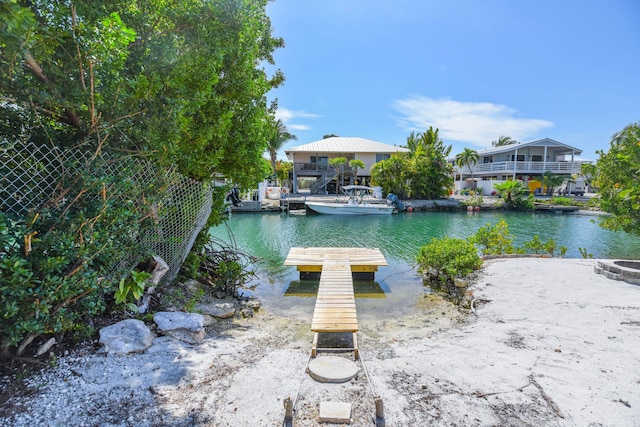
[262,192,602,213]
[1,257,639,425]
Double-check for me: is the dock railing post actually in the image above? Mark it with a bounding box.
[375,397,385,427]
[283,396,293,427]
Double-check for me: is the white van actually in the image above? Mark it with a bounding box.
[559,178,586,196]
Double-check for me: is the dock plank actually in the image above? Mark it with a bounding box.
[284,247,387,360]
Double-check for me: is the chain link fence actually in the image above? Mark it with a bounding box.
[1,140,212,284]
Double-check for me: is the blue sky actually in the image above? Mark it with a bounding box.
[265,0,640,160]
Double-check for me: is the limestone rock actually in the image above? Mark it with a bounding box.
[195,302,236,319]
[243,299,261,311]
[154,311,204,332]
[240,307,254,318]
[154,312,205,344]
[99,319,154,355]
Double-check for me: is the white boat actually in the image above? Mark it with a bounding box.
[305,185,396,215]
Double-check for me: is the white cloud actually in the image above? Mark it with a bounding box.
[276,108,320,122]
[275,108,320,135]
[392,96,553,147]
[288,124,312,131]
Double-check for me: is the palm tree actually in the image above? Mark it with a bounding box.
[329,157,347,194]
[404,131,420,156]
[541,171,565,196]
[494,180,526,204]
[492,136,518,147]
[266,119,297,185]
[455,148,480,187]
[349,159,365,184]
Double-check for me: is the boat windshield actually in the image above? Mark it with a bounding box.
[342,185,374,198]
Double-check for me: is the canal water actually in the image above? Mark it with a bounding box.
[209,210,640,319]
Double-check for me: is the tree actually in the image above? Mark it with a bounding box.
[492,136,518,147]
[404,131,420,156]
[275,160,293,188]
[455,148,480,187]
[1,0,284,185]
[329,157,347,194]
[594,122,640,236]
[323,134,339,139]
[349,159,365,184]
[407,128,453,199]
[266,119,297,185]
[0,0,284,354]
[580,162,597,191]
[494,180,528,207]
[370,153,409,198]
[371,127,453,199]
[541,171,565,196]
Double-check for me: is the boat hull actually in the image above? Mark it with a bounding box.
[305,201,394,215]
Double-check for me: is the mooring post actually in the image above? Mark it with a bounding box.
[375,397,385,427]
[283,396,293,427]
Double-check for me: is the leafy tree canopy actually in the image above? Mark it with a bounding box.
[372,127,452,199]
[595,122,640,236]
[492,135,518,147]
[266,118,296,183]
[0,0,284,185]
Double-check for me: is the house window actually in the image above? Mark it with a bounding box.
[483,156,493,164]
[531,155,543,161]
[511,154,525,161]
[310,156,328,170]
[376,153,390,162]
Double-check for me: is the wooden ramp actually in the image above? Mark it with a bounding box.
[284,247,387,360]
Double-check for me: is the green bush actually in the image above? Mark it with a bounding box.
[416,237,482,284]
[0,160,158,356]
[549,197,576,206]
[461,195,483,208]
[470,219,518,256]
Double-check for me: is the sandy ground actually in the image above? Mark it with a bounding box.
[2,258,640,426]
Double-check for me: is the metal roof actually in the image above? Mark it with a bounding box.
[475,138,583,156]
[285,137,409,154]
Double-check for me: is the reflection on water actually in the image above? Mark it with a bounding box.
[210,210,640,318]
[284,279,388,299]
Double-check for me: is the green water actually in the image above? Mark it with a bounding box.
[209,210,640,318]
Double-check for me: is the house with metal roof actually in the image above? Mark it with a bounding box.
[453,137,588,194]
[285,136,408,194]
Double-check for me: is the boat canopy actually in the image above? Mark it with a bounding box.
[342,185,374,192]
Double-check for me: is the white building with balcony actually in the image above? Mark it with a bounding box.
[285,136,408,194]
[453,138,588,194]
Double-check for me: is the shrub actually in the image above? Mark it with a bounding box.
[470,219,518,256]
[461,195,483,208]
[549,197,575,206]
[416,237,482,285]
[0,159,158,356]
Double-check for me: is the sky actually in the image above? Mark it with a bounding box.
[265,0,640,161]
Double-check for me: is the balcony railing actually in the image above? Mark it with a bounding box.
[293,163,353,173]
[456,161,584,176]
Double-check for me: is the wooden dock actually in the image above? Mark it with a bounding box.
[533,203,580,213]
[284,247,387,359]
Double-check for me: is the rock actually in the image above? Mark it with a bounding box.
[240,308,254,318]
[163,328,206,344]
[454,278,469,288]
[243,299,261,311]
[195,302,236,319]
[154,312,205,344]
[99,319,154,355]
[35,337,56,357]
[154,312,204,332]
[182,279,204,293]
